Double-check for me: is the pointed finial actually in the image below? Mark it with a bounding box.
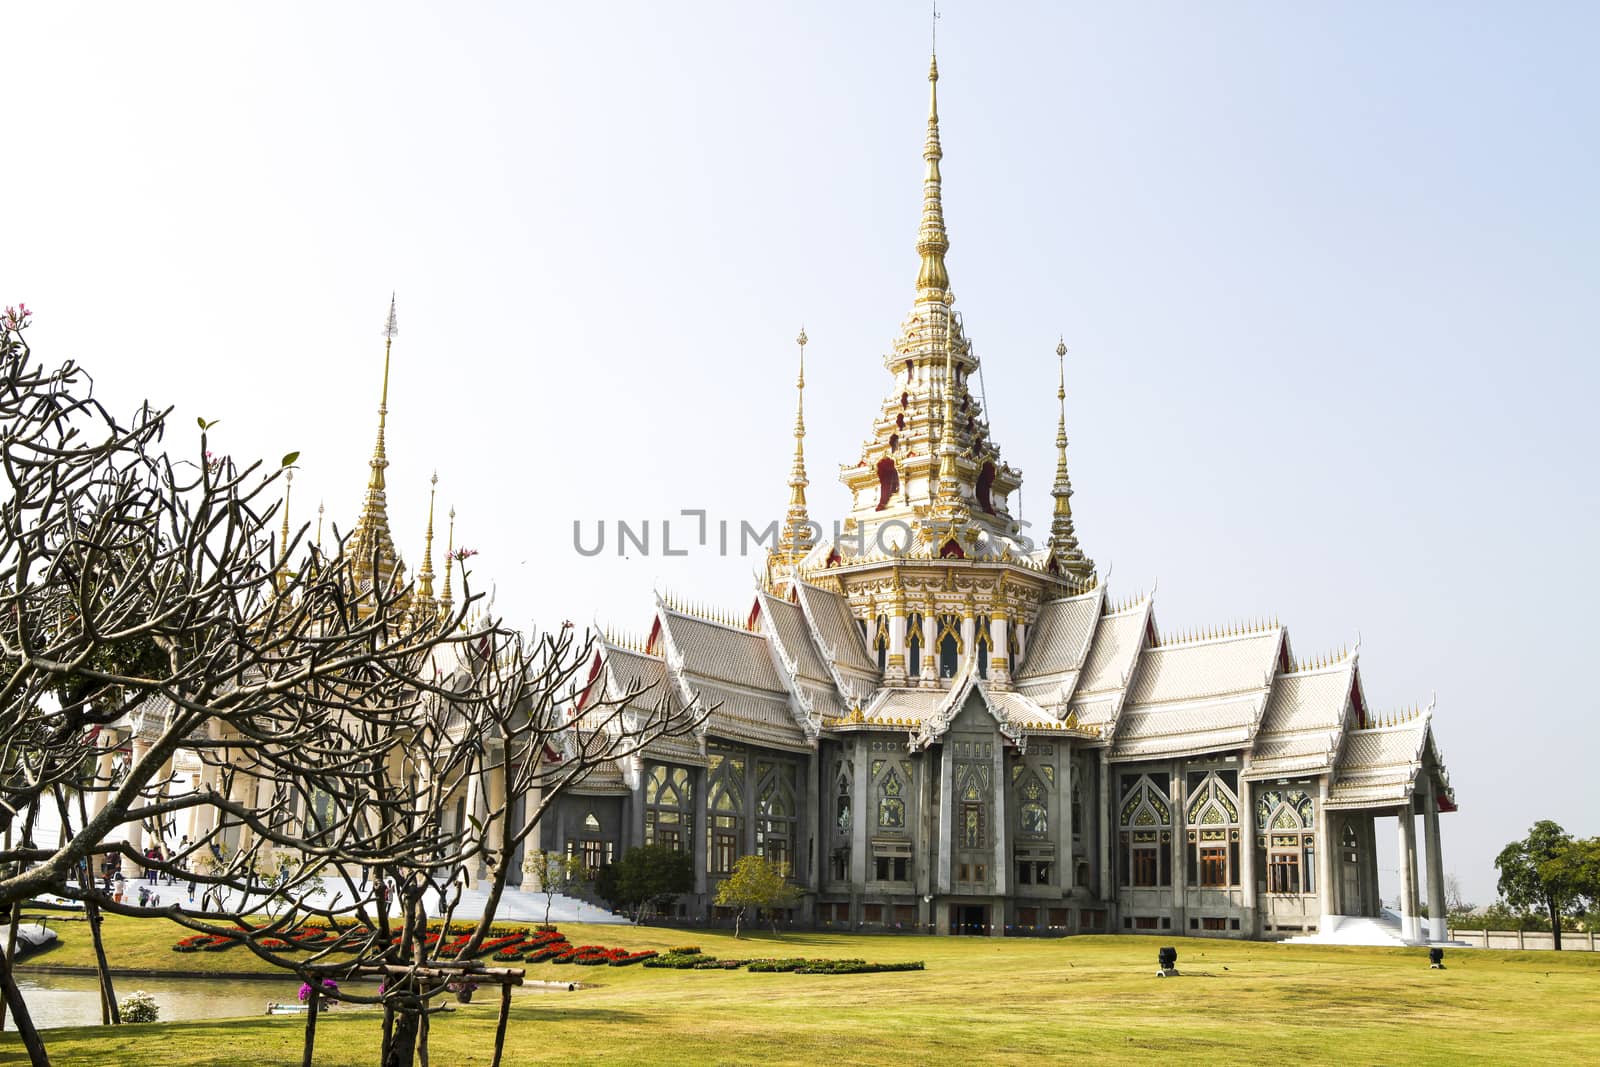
[439,505,456,617]
[275,470,293,591]
[316,500,324,551]
[417,471,438,600]
[915,44,950,296]
[777,327,812,570]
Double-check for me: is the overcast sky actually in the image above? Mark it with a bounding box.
[5,2,1596,905]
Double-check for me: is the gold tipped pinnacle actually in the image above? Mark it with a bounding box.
[778,328,812,568]
[915,52,950,296]
[418,471,438,600]
[439,505,456,616]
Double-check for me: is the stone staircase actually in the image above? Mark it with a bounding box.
[446,884,627,925]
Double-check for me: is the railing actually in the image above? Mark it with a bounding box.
[1448,927,1599,951]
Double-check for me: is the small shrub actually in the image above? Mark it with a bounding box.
[120,990,159,1023]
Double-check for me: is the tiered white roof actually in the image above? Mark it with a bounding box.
[584,580,1454,813]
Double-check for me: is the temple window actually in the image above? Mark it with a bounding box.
[1118,774,1173,888]
[1018,776,1048,836]
[583,812,601,832]
[956,763,988,850]
[937,614,962,677]
[756,760,797,877]
[644,764,693,853]
[939,538,965,559]
[1184,771,1242,889]
[706,752,744,874]
[874,615,889,672]
[889,432,899,453]
[875,457,899,510]
[975,617,992,678]
[1256,789,1316,895]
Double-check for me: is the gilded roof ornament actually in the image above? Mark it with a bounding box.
[1048,338,1094,578]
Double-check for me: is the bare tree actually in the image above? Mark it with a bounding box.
[0,309,705,1066]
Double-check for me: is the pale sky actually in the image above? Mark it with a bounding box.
[4,2,1596,906]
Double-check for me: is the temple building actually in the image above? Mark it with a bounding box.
[544,52,1458,942]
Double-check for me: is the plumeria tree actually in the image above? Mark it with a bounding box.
[0,308,705,1067]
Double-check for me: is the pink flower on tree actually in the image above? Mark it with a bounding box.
[2,303,31,332]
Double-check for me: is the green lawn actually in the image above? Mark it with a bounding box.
[9,915,1600,1065]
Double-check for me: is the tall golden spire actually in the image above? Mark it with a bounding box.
[777,328,811,566]
[933,313,968,525]
[1048,338,1092,576]
[275,470,293,592]
[348,294,406,607]
[417,471,438,600]
[915,52,950,297]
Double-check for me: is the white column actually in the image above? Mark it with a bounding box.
[1239,776,1257,936]
[1060,750,1074,893]
[1316,776,1335,931]
[988,612,1010,686]
[1424,781,1446,943]
[805,751,821,894]
[850,743,869,888]
[937,743,953,895]
[886,604,907,686]
[128,739,151,857]
[921,610,938,687]
[1171,767,1186,925]
[1098,751,1113,904]
[991,739,1007,911]
[959,611,976,677]
[1397,804,1419,942]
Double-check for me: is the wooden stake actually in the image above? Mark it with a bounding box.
[490,982,512,1067]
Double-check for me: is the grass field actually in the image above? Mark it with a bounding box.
[8,915,1600,1065]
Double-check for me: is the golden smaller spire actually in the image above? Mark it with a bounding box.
[417,472,438,600]
[275,470,293,591]
[1048,338,1092,577]
[915,49,950,297]
[316,500,324,552]
[439,505,456,618]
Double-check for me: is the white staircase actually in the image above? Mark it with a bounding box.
[1285,911,1414,947]
[445,884,627,925]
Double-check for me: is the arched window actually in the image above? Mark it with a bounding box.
[889,433,899,453]
[756,760,798,876]
[1184,771,1241,888]
[976,461,997,514]
[1118,774,1173,888]
[940,538,964,559]
[583,812,601,832]
[1256,789,1316,895]
[706,752,744,875]
[956,763,988,851]
[644,765,694,853]
[906,612,923,678]
[875,457,899,510]
[874,615,889,673]
[938,614,962,677]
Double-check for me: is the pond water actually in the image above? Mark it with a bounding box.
[5,972,567,1031]
[5,973,343,1031]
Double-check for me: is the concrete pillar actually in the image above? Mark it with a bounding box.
[1239,776,1257,936]
[127,739,151,857]
[460,765,482,884]
[850,743,869,889]
[1316,777,1335,931]
[1014,622,1027,666]
[1098,751,1112,904]
[1060,749,1074,892]
[1424,780,1446,943]
[991,739,1007,908]
[693,765,709,898]
[1397,804,1419,942]
[921,609,938,686]
[960,609,976,677]
[1171,766,1186,929]
[805,750,821,894]
[937,743,953,895]
[485,759,507,881]
[89,739,119,821]
[886,604,908,686]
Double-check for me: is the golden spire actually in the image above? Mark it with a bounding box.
[316,501,324,552]
[349,294,404,596]
[778,328,811,565]
[932,312,968,528]
[417,471,438,600]
[1048,338,1093,576]
[915,51,950,297]
[275,470,293,591]
[439,505,456,618]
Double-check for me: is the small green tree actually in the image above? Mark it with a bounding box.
[1495,821,1597,949]
[607,845,693,923]
[523,849,585,927]
[714,855,800,938]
